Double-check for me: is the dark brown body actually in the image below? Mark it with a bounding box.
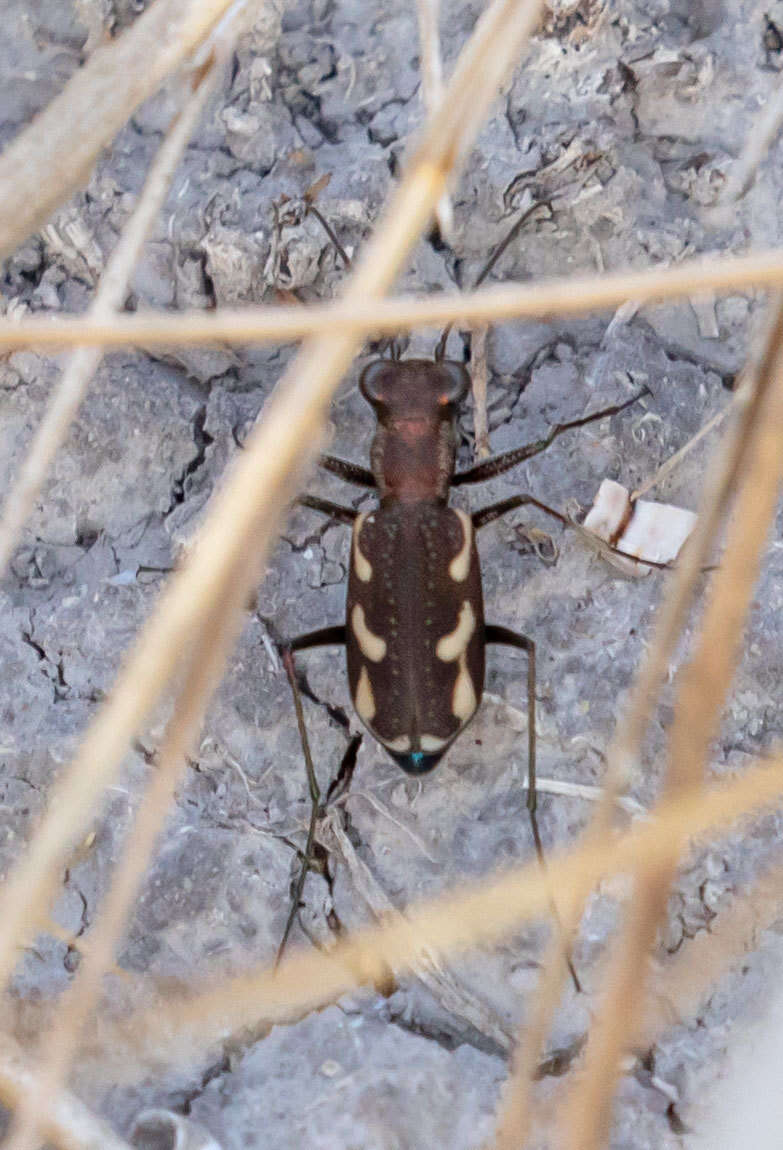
[344,359,483,773]
[346,503,484,772]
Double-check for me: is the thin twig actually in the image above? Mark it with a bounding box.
[336,791,439,862]
[631,405,730,502]
[276,648,323,966]
[306,204,352,269]
[0,246,779,352]
[718,84,783,206]
[0,50,222,578]
[517,775,646,816]
[0,0,546,1007]
[321,811,514,1051]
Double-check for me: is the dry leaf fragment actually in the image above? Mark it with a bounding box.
[584,478,696,576]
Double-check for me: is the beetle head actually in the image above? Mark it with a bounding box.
[359,358,469,420]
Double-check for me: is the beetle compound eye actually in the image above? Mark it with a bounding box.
[439,360,470,405]
[359,358,390,406]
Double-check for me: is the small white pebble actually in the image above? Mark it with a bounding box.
[651,1074,680,1104]
[320,1059,342,1078]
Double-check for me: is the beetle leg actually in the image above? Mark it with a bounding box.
[485,624,581,994]
[297,494,358,525]
[485,625,538,839]
[473,493,675,571]
[473,493,568,531]
[289,625,347,652]
[453,391,646,486]
[277,628,347,964]
[318,454,376,488]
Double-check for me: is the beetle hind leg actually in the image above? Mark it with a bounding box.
[485,624,539,841]
[485,623,581,993]
[276,627,347,963]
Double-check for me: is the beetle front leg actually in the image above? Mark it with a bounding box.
[453,391,645,487]
[318,454,375,488]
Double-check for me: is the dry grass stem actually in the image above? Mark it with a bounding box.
[491,298,783,1148]
[119,749,783,1067]
[4,548,253,1150]
[594,300,783,812]
[471,324,491,460]
[0,0,244,263]
[0,1036,133,1150]
[416,0,453,240]
[0,0,545,1014]
[0,51,222,578]
[0,246,779,352]
[517,775,645,815]
[559,294,783,1150]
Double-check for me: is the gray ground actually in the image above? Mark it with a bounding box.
[1,0,783,1146]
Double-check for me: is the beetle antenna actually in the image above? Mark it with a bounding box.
[434,198,551,360]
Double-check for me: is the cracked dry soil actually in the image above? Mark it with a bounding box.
[2,1,783,1147]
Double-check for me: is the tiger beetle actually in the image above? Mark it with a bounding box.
[286,353,640,775]
[272,193,645,963]
[278,339,641,963]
